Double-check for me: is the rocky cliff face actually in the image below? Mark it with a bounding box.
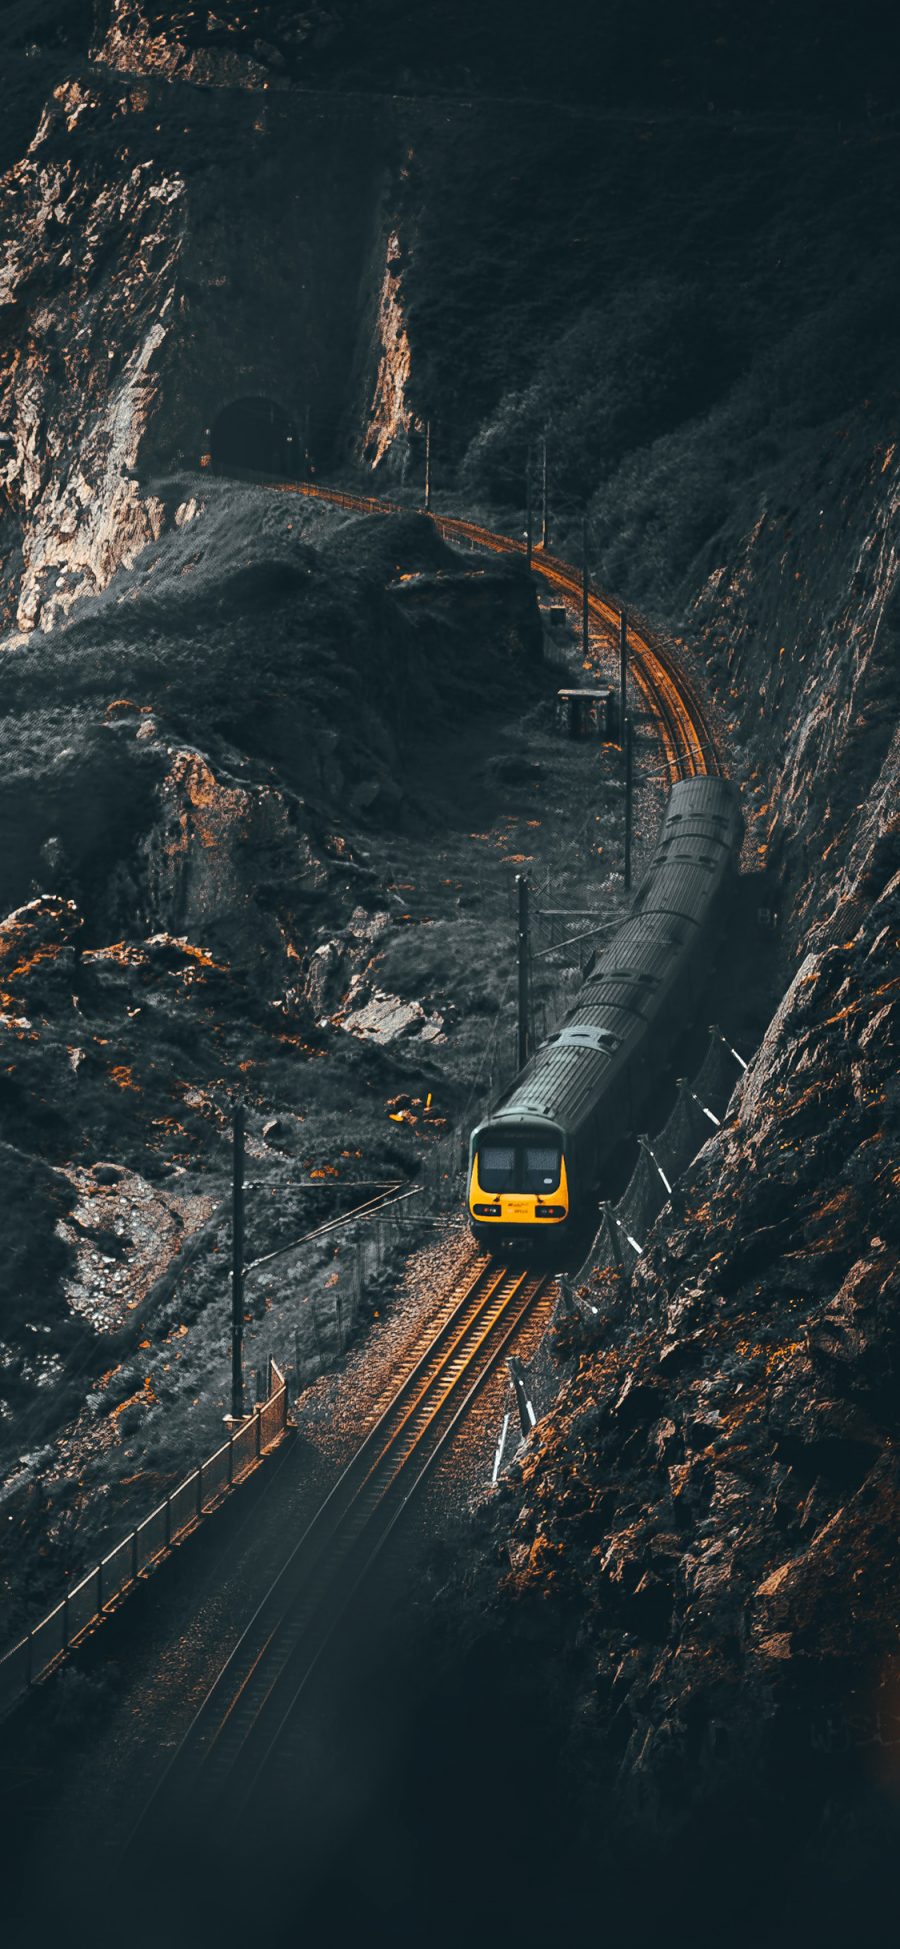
[0,76,183,632]
[437,295,900,1949]
[1,3,897,1922]
[0,45,397,637]
[692,443,900,960]
[495,782,897,1781]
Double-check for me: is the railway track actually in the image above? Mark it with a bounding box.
[132,1255,554,1842]
[121,469,716,1836]
[269,478,721,784]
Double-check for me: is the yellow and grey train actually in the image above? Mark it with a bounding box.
[467,775,743,1246]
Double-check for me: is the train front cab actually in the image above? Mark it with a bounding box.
[468,1117,569,1248]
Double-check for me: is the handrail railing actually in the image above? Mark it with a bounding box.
[0,1365,290,1722]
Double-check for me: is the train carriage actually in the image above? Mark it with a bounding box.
[467,776,743,1246]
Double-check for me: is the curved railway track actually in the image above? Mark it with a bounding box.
[132,1255,554,1842]
[270,478,721,783]
[124,472,720,1836]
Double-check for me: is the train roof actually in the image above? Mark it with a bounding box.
[482,775,742,1137]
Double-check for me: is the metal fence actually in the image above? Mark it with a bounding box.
[0,1365,289,1721]
[488,1026,749,1484]
[596,1028,745,1283]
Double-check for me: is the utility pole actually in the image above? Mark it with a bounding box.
[624,717,634,893]
[231,1102,246,1420]
[516,872,531,1069]
[619,609,628,749]
[581,515,590,659]
[540,435,549,551]
[424,419,432,511]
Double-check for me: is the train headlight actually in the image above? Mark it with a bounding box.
[535,1204,566,1218]
[473,1202,502,1217]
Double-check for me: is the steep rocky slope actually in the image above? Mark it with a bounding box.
[0,482,549,1630]
[0,3,897,1933]
[396,760,896,1949]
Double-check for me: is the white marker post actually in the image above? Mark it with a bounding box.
[492,1413,511,1486]
[689,1089,721,1128]
[709,1023,748,1071]
[638,1133,673,1198]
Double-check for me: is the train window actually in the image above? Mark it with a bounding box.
[523,1146,562,1192]
[478,1145,516,1191]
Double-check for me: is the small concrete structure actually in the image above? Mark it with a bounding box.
[556,686,614,739]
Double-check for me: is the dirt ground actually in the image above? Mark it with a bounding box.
[0,491,665,1651]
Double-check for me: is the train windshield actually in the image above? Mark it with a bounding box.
[522,1146,562,1193]
[478,1144,517,1192]
[477,1142,561,1194]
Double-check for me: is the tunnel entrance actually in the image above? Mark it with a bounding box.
[209,396,300,478]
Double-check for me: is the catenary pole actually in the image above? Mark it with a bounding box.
[581,515,590,659]
[231,1102,246,1420]
[540,435,549,551]
[516,872,531,1069]
[619,609,628,748]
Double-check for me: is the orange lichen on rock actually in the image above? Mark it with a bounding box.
[109,1063,140,1091]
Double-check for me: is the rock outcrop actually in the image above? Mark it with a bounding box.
[0,78,184,633]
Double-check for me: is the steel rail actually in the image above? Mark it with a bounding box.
[237,1263,553,1810]
[266,477,721,783]
[129,1253,553,1845]
[116,468,717,1836]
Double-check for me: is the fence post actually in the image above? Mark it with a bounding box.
[637,1132,673,1199]
[131,1529,138,1584]
[709,1022,748,1071]
[96,1561,103,1615]
[63,1590,70,1649]
[165,1492,172,1549]
[557,1274,579,1318]
[492,1411,511,1486]
[282,1375,289,1432]
[256,1407,262,1460]
[602,1201,624,1272]
[508,1357,537,1439]
[196,1462,203,1519]
[228,1431,235,1486]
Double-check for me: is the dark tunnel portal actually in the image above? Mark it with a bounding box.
[210,396,300,478]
